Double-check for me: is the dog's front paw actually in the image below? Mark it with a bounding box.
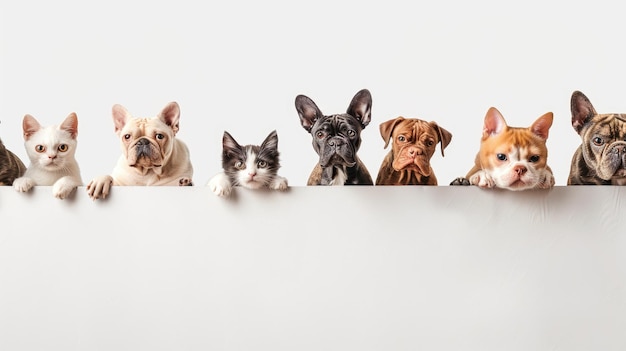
[52,177,80,199]
[208,173,232,197]
[179,177,193,186]
[470,171,495,188]
[270,176,288,191]
[13,177,35,193]
[538,171,556,189]
[450,177,471,186]
[86,175,114,200]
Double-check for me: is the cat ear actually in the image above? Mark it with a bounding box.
[530,112,554,140]
[260,130,279,151]
[222,131,241,152]
[482,107,507,138]
[346,89,372,128]
[22,114,41,140]
[158,102,181,135]
[295,95,323,133]
[60,112,78,139]
[112,104,131,134]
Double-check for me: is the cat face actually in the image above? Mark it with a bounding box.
[222,130,281,190]
[23,113,79,172]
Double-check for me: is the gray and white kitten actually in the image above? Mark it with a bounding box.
[208,130,288,197]
[0,135,27,185]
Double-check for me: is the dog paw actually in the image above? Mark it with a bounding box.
[449,177,470,186]
[208,173,232,197]
[538,173,556,189]
[86,175,113,200]
[179,177,193,186]
[270,176,288,191]
[470,172,495,188]
[13,177,35,193]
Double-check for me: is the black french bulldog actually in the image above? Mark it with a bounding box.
[295,89,374,185]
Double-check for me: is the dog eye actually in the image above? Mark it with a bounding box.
[35,145,46,153]
[156,133,165,140]
[124,134,131,140]
[496,153,507,161]
[257,161,267,168]
[316,131,324,139]
[427,139,435,146]
[57,144,68,152]
[593,137,604,145]
[529,155,540,163]
[347,130,356,137]
[398,135,406,142]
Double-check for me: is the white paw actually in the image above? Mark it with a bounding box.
[470,171,495,188]
[270,176,288,191]
[53,177,80,199]
[86,175,114,200]
[208,173,232,197]
[13,177,35,193]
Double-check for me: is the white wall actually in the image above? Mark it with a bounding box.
[1,186,625,351]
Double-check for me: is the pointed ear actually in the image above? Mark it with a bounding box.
[295,95,323,133]
[222,131,241,153]
[431,122,453,157]
[22,114,41,140]
[482,107,507,138]
[379,117,404,149]
[158,102,181,135]
[347,89,372,128]
[60,112,78,139]
[571,90,597,134]
[112,104,131,134]
[260,130,279,151]
[530,112,554,140]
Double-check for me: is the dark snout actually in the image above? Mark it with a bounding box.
[136,138,153,157]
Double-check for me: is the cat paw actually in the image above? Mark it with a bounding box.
[449,177,470,186]
[270,176,289,191]
[179,177,193,186]
[53,177,80,199]
[208,173,232,197]
[86,175,114,200]
[13,177,35,193]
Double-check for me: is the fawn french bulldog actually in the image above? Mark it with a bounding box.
[450,107,555,190]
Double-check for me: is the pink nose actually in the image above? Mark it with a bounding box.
[407,147,422,156]
[514,165,527,175]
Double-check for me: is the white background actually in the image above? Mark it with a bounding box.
[3,1,626,186]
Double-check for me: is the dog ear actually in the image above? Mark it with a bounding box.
[295,95,323,133]
[379,117,405,149]
[112,104,131,135]
[159,102,181,135]
[571,91,597,134]
[482,107,507,139]
[530,112,554,140]
[347,89,372,128]
[431,122,452,157]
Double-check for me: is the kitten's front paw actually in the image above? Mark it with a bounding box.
[179,177,193,186]
[208,173,232,197]
[13,177,35,193]
[53,177,80,199]
[270,176,288,191]
[86,175,113,200]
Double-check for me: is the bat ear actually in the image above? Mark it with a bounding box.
[347,89,372,128]
[482,107,507,138]
[295,95,323,133]
[571,90,597,134]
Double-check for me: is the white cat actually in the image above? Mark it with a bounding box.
[13,113,83,199]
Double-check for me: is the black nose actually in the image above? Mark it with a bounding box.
[137,138,150,146]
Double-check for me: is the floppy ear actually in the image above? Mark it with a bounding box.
[112,104,131,135]
[430,122,452,157]
[530,112,554,140]
[22,114,41,140]
[482,107,507,139]
[571,90,597,134]
[295,95,323,133]
[379,117,405,149]
[59,112,79,139]
[347,89,372,128]
[158,101,181,135]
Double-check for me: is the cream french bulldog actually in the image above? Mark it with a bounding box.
[87,102,193,200]
[450,107,555,190]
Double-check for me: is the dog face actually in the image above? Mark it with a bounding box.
[295,89,373,185]
[465,107,554,190]
[569,90,626,184]
[112,102,181,176]
[378,117,452,182]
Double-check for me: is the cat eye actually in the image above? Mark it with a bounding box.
[257,161,267,168]
[496,153,507,161]
[593,137,604,146]
[235,161,245,169]
[35,145,46,153]
[156,133,164,140]
[57,144,69,152]
[529,155,540,163]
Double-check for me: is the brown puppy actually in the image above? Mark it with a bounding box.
[376,117,452,185]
